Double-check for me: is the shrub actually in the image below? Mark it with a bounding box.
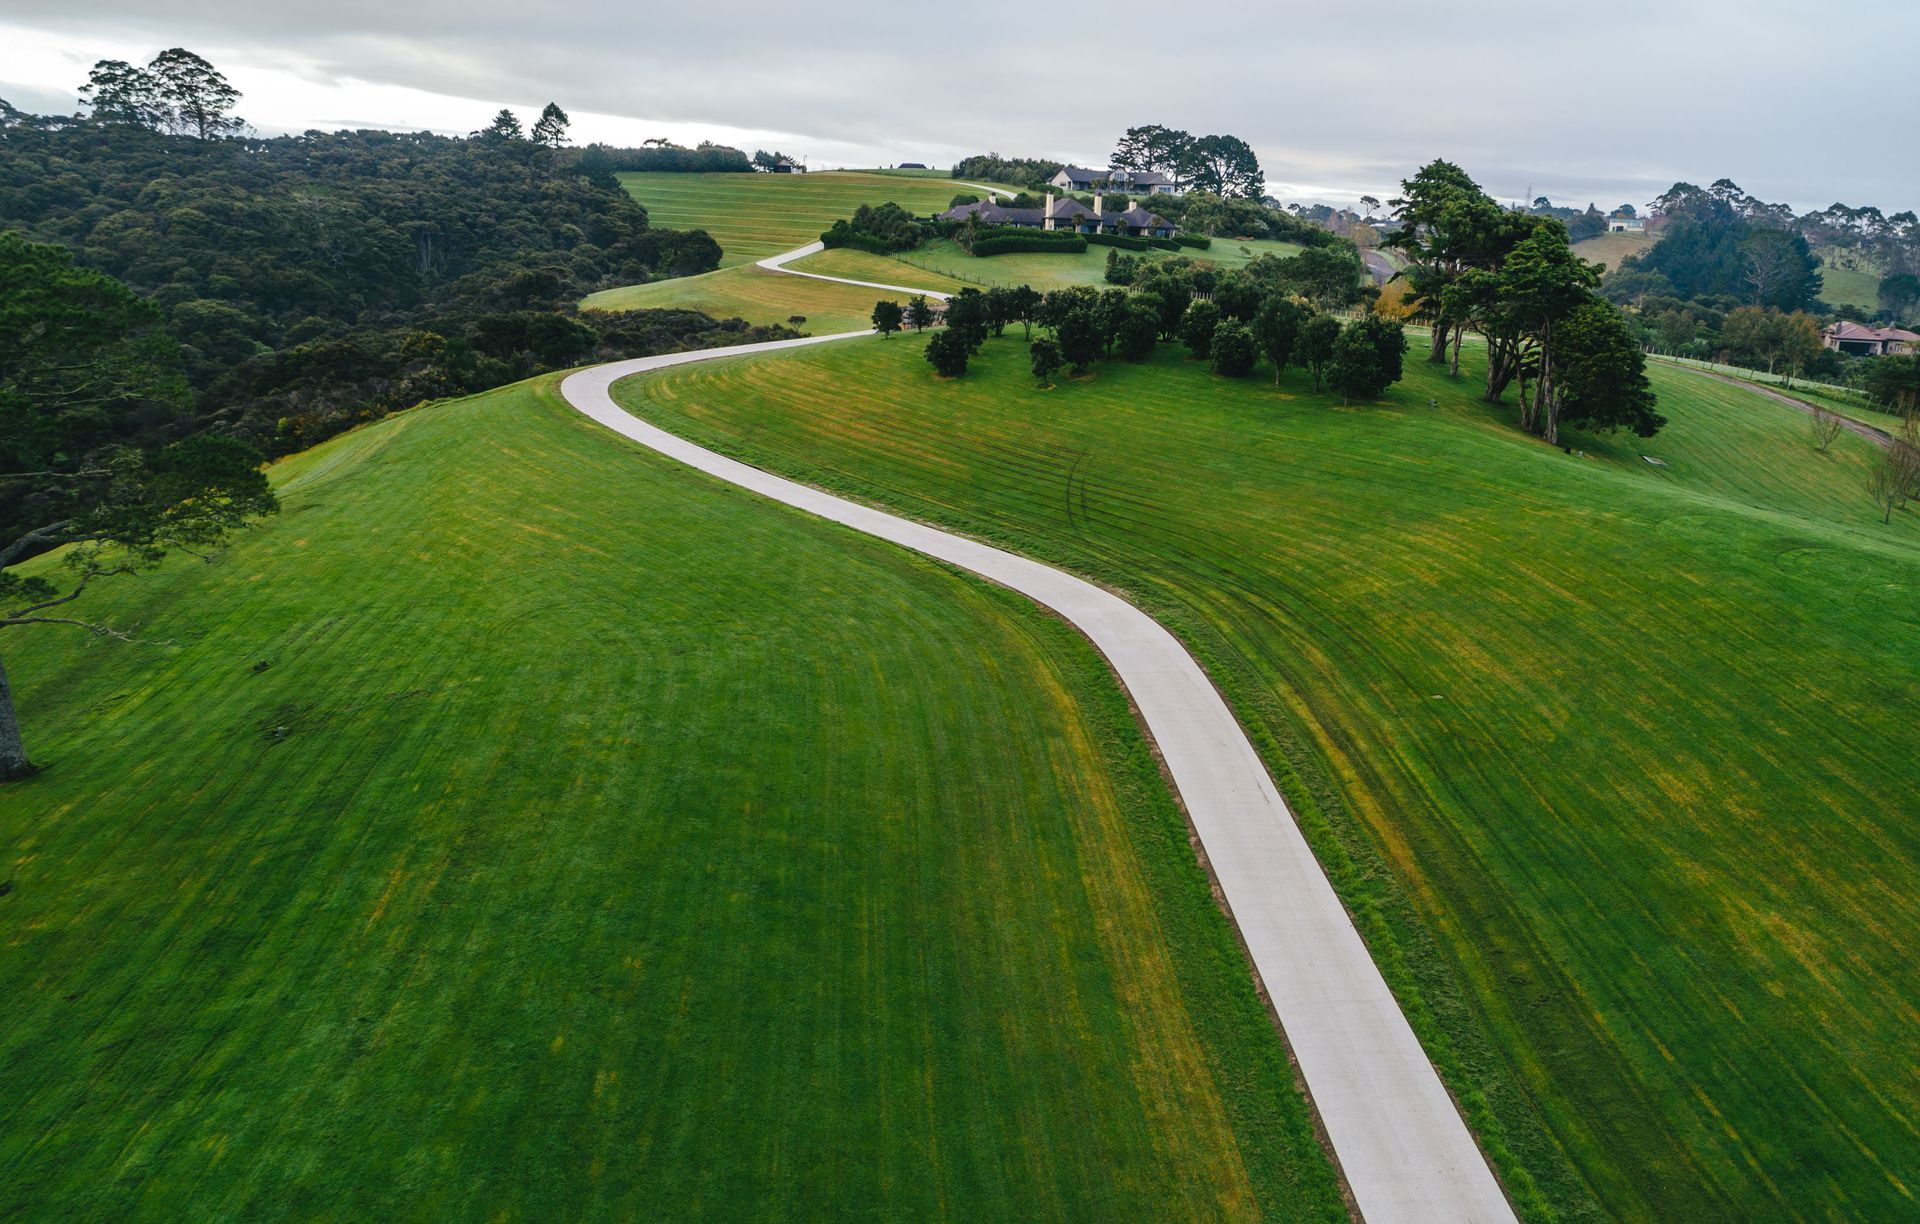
[1175,234,1213,250]
[1211,319,1257,377]
[1146,237,1182,251]
[1117,303,1162,362]
[1031,337,1063,386]
[925,329,972,377]
[1181,301,1222,358]
[970,232,1088,257]
[1088,232,1151,251]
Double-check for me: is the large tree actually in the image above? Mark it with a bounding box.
[1551,303,1663,438]
[79,59,163,128]
[147,48,244,139]
[1110,125,1194,181]
[531,102,571,149]
[1385,160,1522,365]
[0,235,278,779]
[1495,224,1603,440]
[1181,134,1263,199]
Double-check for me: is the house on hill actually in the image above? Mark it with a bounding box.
[1823,320,1920,356]
[1608,210,1646,233]
[897,162,927,170]
[939,193,1176,239]
[770,159,805,174]
[1048,166,1182,196]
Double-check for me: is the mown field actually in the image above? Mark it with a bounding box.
[862,236,1309,293]
[581,260,963,334]
[619,170,976,266]
[613,332,1920,1221]
[0,379,1346,1219]
[1570,230,1657,271]
[1816,257,1884,309]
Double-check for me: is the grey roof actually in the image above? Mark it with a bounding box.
[936,197,1173,232]
[1057,165,1176,187]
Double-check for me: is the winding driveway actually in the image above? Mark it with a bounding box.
[561,283,1516,1221]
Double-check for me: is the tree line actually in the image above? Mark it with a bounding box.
[879,256,1405,406]
[0,84,737,457]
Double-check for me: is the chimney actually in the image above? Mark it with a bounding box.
[1093,193,1102,218]
[1044,191,1055,231]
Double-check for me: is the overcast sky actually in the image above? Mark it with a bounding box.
[2,1,1914,213]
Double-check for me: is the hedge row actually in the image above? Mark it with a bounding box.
[1175,234,1213,250]
[970,232,1088,256]
[821,229,901,255]
[1088,232,1151,251]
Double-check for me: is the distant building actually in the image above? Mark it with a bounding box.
[1823,320,1920,356]
[1048,166,1182,196]
[1607,210,1646,233]
[897,162,928,170]
[938,192,1176,239]
[771,159,805,174]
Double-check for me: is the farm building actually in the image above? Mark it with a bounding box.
[1823,320,1920,356]
[1048,166,1182,196]
[896,162,927,169]
[939,193,1176,238]
[1608,210,1646,233]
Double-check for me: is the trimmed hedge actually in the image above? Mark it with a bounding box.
[1088,232,1186,252]
[1175,234,1213,250]
[971,232,1088,256]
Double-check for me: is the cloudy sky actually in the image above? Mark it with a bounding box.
[2,1,1914,213]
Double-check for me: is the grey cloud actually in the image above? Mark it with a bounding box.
[7,0,1915,211]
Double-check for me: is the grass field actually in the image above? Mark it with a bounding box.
[1816,258,1883,309]
[0,379,1347,1219]
[619,171,976,266]
[1570,230,1657,270]
[865,236,1310,293]
[581,261,964,335]
[613,333,1920,1221]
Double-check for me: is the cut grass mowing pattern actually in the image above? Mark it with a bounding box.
[616,334,1920,1221]
[580,261,963,335]
[0,379,1345,1220]
[619,171,976,266]
[870,237,1309,293]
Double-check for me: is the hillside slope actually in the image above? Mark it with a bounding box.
[613,335,1920,1221]
[0,380,1343,1220]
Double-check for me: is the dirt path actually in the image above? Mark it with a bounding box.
[1691,369,1892,448]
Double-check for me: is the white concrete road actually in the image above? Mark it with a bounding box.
[560,332,1517,1223]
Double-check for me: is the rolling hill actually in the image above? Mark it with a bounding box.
[609,330,1920,1221]
[0,378,1345,1220]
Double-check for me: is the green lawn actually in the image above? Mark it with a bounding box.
[1817,258,1883,310]
[1570,231,1657,271]
[0,378,1345,1220]
[866,237,1309,293]
[580,261,963,335]
[619,171,977,266]
[613,333,1920,1221]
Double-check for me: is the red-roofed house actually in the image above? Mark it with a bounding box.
[1823,321,1920,357]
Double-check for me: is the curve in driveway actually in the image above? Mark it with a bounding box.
[560,338,1517,1224]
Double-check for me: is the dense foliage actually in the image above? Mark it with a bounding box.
[0,114,736,452]
[820,202,928,253]
[575,140,753,173]
[0,234,279,776]
[949,154,1064,187]
[1387,159,1660,443]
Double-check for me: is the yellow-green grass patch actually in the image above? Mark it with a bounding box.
[582,263,954,335]
[1571,230,1657,271]
[619,170,978,267]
